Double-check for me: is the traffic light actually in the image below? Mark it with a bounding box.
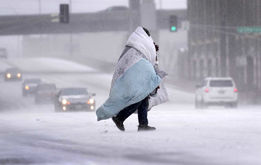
[169,15,178,32]
[60,4,69,23]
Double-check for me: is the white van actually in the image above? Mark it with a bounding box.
[195,77,238,108]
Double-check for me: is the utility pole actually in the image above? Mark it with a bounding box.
[69,0,73,57]
[129,0,141,33]
[219,1,227,76]
[38,0,42,14]
[38,0,42,57]
[140,0,158,41]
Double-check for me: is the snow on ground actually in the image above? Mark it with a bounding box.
[0,57,261,165]
[1,105,261,165]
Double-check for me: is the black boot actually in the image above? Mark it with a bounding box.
[138,125,156,131]
[112,117,125,131]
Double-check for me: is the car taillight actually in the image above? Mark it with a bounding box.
[234,88,238,92]
[205,88,209,93]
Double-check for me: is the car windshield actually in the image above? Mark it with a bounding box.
[60,88,88,96]
[209,80,233,87]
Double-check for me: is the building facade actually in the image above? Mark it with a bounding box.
[187,0,261,95]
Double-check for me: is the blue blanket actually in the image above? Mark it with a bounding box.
[96,58,161,121]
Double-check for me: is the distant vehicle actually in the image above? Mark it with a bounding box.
[54,88,96,112]
[195,77,238,108]
[22,78,42,96]
[0,48,7,59]
[4,67,22,81]
[35,83,56,104]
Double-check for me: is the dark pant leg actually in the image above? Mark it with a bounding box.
[116,101,141,122]
[116,97,149,125]
[137,96,149,125]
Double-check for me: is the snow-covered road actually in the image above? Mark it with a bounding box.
[0,58,261,165]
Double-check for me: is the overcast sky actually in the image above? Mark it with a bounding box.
[0,0,186,15]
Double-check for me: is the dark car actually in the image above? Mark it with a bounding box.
[35,83,56,104]
[22,78,42,96]
[4,67,22,81]
[54,88,96,112]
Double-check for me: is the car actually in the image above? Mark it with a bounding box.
[54,88,96,112]
[35,83,56,104]
[195,77,238,108]
[22,78,42,96]
[4,67,22,81]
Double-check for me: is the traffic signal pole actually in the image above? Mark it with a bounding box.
[220,6,228,77]
[69,1,73,57]
[59,3,72,56]
[219,27,228,76]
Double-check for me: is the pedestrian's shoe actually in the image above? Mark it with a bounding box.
[112,117,125,131]
[138,125,156,131]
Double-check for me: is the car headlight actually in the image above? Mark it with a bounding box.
[25,85,30,90]
[87,98,95,104]
[62,106,67,111]
[62,99,69,105]
[6,73,11,78]
[17,73,21,78]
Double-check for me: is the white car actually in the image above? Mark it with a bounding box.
[195,77,238,108]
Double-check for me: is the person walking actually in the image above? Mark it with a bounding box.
[96,26,166,131]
